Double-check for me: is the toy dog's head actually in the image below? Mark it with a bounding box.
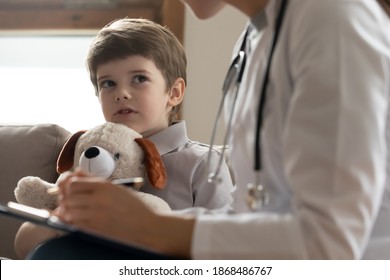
[57,122,166,189]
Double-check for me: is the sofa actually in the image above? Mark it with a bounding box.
[0,124,70,259]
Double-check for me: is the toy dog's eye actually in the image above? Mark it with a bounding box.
[114,153,120,160]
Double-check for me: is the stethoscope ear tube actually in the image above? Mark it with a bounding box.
[222,51,247,92]
[208,51,246,184]
[207,0,289,211]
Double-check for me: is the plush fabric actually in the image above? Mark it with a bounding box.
[0,124,70,259]
[15,122,171,214]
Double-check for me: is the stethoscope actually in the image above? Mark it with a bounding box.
[207,0,289,211]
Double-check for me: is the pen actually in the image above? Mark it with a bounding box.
[47,177,144,195]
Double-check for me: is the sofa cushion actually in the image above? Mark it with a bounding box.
[0,124,70,259]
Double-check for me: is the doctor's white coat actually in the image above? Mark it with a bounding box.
[192,0,390,259]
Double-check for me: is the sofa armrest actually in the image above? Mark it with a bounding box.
[0,124,70,259]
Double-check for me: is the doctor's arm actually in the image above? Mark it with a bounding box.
[280,1,388,258]
[57,170,195,258]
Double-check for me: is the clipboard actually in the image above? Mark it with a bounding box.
[0,201,174,259]
[0,202,78,233]
[0,177,145,229]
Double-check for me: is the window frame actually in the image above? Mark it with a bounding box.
[0,0,184,42]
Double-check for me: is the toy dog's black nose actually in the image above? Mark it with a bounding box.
[85,147,100,159]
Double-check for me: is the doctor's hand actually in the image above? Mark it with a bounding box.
[56,169,157,244]
[56,169,195,258]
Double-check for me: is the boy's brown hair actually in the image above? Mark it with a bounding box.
[86,18,187,123]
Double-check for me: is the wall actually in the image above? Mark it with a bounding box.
[182,5,247,144]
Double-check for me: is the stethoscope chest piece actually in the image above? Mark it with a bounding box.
[246,183,269,211]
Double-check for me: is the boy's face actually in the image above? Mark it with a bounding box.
[96,55,179,137]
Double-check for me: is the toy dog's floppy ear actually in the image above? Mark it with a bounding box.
[135,138,167,190]
[57,130,86,173]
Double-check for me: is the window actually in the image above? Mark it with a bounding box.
[0,35,105,132]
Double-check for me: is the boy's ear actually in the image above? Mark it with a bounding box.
[167,78,185,107]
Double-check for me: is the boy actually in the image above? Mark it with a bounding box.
[86,18,233,210]
[14,18,233,259]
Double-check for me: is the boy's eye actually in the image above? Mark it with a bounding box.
[100,80,116,88]
[133,75,148,83]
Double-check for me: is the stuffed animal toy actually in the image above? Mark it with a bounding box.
[14,122,171,213]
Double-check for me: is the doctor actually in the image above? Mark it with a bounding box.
[55,0,390,259]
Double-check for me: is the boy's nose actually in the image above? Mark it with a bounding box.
[115,95,129,102]
[115,88,131,102]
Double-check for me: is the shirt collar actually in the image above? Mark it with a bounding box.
[147,120,188,155]
[248,0,278,33]
[249,7,267,33]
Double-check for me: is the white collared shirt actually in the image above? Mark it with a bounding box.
[143,121,234,210]
[192,0,390,259]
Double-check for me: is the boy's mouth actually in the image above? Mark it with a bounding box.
[115,108,135,115]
